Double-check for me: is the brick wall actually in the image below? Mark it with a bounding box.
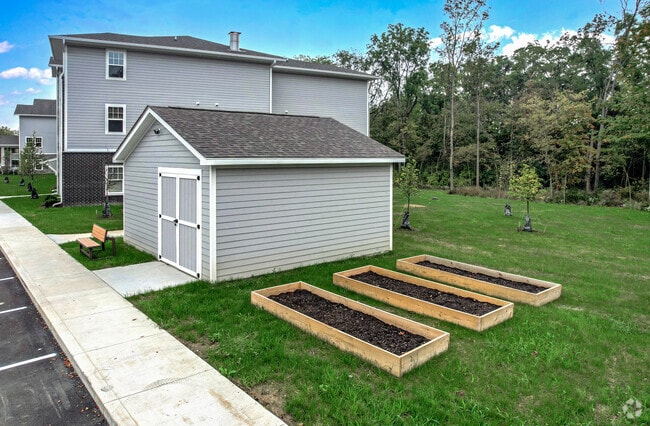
[62,152,123,205]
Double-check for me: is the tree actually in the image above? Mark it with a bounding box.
[513,88,593,199]
[367,24,430,158]
[509,164,542,231]
[606,2,650,199]
[19,131,44,186]
[592,0,647,192]
[0,125,16,135]
[437,0,490,193]
[293,54,335,65]
[462,37,498,187]
[396,159,420,229]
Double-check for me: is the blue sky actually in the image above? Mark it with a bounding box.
[0,0,618,129]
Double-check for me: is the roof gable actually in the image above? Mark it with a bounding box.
[114,106,404,166]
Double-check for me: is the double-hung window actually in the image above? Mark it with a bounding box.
[25,136,44,170]
[25,136,43,149]
[106,104,126,134]
[105,165,124,195]
[106,50,126,80]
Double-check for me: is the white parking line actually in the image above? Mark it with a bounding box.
[0,353,58,372]
[0,306,27,315]
[0,276,15,281]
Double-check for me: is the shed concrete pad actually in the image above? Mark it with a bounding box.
[94,261,196,296]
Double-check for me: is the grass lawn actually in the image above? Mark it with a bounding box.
[2,194,123,234]
[0,173,57,197]
[59,237,156,270]
[125,190,645,424]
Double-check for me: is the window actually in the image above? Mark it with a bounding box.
[105,165,124,195]
[106,105,126,134]
[25,136,43,149]
[106,50,126,79]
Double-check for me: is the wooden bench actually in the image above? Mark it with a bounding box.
[77,224,116,259]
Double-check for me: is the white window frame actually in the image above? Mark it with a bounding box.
[25,136,43,149]
[106,50,126,80]
[105,104,126,135]
[105,165,124,195]
[25,136,44,170]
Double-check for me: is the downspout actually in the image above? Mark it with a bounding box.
[269,60,276,113]
[366,80,370,137]
[54,38,67,206]
[53,61,65,207]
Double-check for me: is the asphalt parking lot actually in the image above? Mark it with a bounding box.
[0,250,106,425]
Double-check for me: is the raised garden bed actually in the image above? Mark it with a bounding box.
[333,266,513,332]
[396,254,562,306]
[251,282,449,377]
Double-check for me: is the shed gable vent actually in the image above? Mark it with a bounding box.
[229,31,241,51]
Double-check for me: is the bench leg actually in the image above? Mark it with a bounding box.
[79,243,93,259]
[110,237,116,256]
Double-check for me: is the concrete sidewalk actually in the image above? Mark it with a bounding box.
[0,201,285,425]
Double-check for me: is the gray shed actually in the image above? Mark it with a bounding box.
[113,106,404,281]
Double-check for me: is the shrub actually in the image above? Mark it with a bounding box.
[40,194,61,208]
[425,171,449,188]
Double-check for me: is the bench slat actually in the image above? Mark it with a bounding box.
[77,237,100,248]
[91,224,108,242]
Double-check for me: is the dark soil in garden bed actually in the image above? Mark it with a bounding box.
[416,261,546,294]
[351,271,500,316]
[269,289,429,355]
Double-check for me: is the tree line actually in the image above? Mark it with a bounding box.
[298,0,650,205]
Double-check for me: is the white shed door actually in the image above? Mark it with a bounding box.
[158,168,201,278]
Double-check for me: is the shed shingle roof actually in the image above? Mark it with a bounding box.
[14,99,56,116]
[147,106,403,161]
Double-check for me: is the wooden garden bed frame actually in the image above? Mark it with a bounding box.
[333,266,513,332]
[251,282,449,377]
[396,254,562,306]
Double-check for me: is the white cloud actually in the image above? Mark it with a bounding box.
[432,24,615,58]
[498,28,609,57]
[501,32,537,56]
[600,33,616,47]
[485,25,515,43]
[0,41,14,54]
[25,87,41,94]
[0,67,53,85]
[428,37,443,49]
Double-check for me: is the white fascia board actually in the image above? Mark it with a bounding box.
[112,109,157,162]
[55,36,284,65]
[113,108,207,164]
[272,65,378,81]
[66,148,117,153]
[15,114,56,118]
[200,157,405,166]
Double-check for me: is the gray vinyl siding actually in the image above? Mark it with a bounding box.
[122,124,211,279]
[272,73,369,135]
[214,165,391,281]
[65,45,270,151]
[19,116,56,154]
